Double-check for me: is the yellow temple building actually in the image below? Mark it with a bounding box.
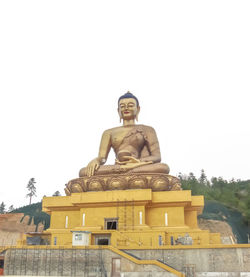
[42,188,220,248]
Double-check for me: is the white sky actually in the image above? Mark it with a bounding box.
[0,0,249,208]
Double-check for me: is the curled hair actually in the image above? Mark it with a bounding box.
[118,92,139,107]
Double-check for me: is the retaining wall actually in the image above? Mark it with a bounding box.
[126,248,250,273]
[3,248,175,276]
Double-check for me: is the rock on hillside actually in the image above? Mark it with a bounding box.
[198,218,236,244]
[0,213,44,246]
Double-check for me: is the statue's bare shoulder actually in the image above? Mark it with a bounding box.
[101,126,122,137]
[139,124,155,131]
[102,124,156,137]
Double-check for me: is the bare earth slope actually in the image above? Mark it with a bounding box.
[0,213,44,246]
[198,218,236,244]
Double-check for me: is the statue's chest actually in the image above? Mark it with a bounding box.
[111,127,145,150]
[111,128,132,148]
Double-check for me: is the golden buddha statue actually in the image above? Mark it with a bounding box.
[79,92,170,177]
[65,92,181,194]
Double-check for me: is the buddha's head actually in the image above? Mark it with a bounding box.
[118,92,140,122]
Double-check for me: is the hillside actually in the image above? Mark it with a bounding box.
[180,171,250,243]
[11,202,50,231]
[199,200,249,243]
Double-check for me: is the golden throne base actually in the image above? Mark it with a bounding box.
[65,173,182,195]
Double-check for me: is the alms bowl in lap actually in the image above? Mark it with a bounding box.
[65,173,182,195]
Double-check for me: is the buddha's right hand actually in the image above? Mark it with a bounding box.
[86,158,101,177]
[116,156,153,170]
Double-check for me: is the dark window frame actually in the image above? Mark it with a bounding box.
[104,217,118,230]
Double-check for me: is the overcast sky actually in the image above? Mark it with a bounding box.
[0,0,249,208]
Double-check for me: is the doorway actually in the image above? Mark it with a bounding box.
[94,235,111,245]
[0,256,4,276]
[112,258,121,277]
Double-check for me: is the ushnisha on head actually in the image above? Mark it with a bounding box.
[118,91,139,107]
[118,92,140,123]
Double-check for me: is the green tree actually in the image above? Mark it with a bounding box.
[178,172,183,180]
[199,169,209,186]
[8,205,14,212]
[26,178,37,205]
[13,202,50,230]
[188,172,197,181]
[0,202,6,214]
[52,191,61,196]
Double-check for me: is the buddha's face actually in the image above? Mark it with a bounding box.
[118,98,140,121]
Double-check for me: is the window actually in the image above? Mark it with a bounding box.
[165,212,168,226]
[65,216,68,228]
[75,233,82,241]
[104,218,118,230]
[159,235,163,246]
[82,213,85,226]
[54,237,57,245]
[139,211,142,225]
[106,221,117,230]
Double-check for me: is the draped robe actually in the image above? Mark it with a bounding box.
[79,125,169,176]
